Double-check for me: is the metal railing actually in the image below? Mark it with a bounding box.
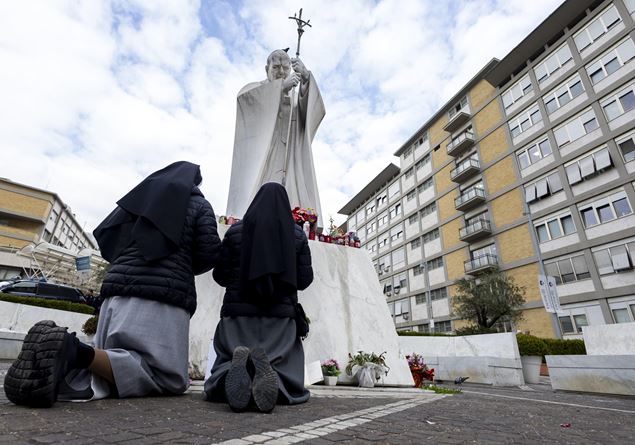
[459,219,492,239]
[464,253,498,273]
[451,158,480,180]
[455,187,486,207]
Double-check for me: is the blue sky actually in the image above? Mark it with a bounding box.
[0,0,563,231]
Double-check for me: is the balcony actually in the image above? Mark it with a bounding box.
[451,158,480,183]
[443,110,471,133]
[459,219,492,242]
[464,254,498,274]
[446,131,475,157]
[455,187,486,211]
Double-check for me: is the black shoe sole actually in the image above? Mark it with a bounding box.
[3,320,72,408]
[225,346,251,412]
[250,347,278,413]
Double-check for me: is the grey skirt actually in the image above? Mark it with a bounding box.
[64,296,190,400]
[203,316,310,405]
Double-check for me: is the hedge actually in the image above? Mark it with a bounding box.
[516,333,550,356]
[0,293,94,315]
[397,331,456,337]
[543,337,586,355]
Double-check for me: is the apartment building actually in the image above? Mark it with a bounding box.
[0,178,97,279]
[338,0,635,338]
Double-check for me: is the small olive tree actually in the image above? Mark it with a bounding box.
[453,268,525,330]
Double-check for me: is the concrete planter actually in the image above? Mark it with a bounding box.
[521,356,542,384]
[323,376,338,386]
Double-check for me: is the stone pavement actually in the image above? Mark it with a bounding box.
[1,361,634,444]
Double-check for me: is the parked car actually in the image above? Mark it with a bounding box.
[0,280,87,304]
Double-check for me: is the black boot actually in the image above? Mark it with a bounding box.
[250,347,278,413]
[224,346,252,412]
[4,320,79,408]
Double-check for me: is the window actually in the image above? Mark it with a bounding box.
[410,237,421,249]
[412,264,425,276]
[404,168,414,179]
[553,108,599,147]
[378,254,391,273]
[388,181,400,198]
[573,5,622,52]
[415,154,431,170]
[626,0,635,14]
[378,212,389,228]
[524,171,563,203]
[430,287,448,301]
[502,73,533,109]
[565,147,612,185]
[408,213,419,224]
[601,82,635,121]
[543,74,585,114]
[545,254,591,284]
[420,202,437,217]
[593,240,635,274]
[433,320,452,333]
[366,202,376,217]
[389,203,402,219]
[422,228,440,243]
[376,192,387,207]
[392,248,405,269]
[534,42,573,84]
[558,316,575,334]
[516,137,552,170]
[403,147,413,159]
[406,190,416,202]
[585,38,635,85]
[393,273,408,294]
[613,308,631,323]
[579,191,632,228]
[390,225,404,244]
[509,104,542,138]
[383,281,392,295]
[535,213,576,242]
[616,131,635,163]
[471,243,497,260]
[415,293,426,304]
[426,257,443,270]
[366,221,377,235]
[417,177,433,192]
[449,96,468,119]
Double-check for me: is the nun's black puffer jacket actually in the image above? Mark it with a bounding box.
[214,221,313,318]
[99,187,221,316]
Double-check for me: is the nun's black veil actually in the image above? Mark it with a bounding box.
[94,161,201,262]
[240,182,297,300]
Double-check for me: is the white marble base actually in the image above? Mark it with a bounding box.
[546,355,635,396]
[583,322,635,355]
[425,356,524,386]
[189,225,413,386]
[0,329,25,360]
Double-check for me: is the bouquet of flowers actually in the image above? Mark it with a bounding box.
[291,207,318,226]
[405,353,435,388]
[321,359,341,377]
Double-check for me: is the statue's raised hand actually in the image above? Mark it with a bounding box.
[282,73,301,92]
[291,58,309,81]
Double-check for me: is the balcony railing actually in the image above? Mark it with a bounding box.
[455,187,486,211]
[444,110,471,133]
[464,254,498,274]
[459,219,492,242]
[446,130,475,156]
[451,158,480,183]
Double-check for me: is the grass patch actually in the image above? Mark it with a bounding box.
[423,384,462,394]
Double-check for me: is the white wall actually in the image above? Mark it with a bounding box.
[583,322,635,355]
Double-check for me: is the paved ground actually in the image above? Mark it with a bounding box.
[1,361,634,444]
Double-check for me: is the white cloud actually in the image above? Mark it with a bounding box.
[0,0,564,233]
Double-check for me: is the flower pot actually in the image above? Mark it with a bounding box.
[323,376,338,386]
[540,362,549,376]
[521,356,542,384]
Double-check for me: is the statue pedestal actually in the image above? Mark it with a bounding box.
[189,225,413,386]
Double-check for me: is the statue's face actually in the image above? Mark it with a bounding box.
[266,55,291,82]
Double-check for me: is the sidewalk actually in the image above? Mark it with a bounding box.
[1,361,634,444]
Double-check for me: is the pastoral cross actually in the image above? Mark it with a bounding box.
[288,8,312,58]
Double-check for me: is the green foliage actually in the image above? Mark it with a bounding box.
[397,331,456,337]
[453,268,526,329]
[454,325,499,336]
[516,334,549,357]
[345,351,389,376]
[82,316,99,336]
[543,337,586,355]
[423,384,462,394]
[0,293,94,315]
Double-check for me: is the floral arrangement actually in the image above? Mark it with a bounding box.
[291,207,318,226]
[345,351,390,377]
[321,359,341,377]
[405,353,435,387]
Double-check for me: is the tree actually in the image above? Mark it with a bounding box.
[453,268,525,330]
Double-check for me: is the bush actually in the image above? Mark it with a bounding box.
[543,337,586,355]
[0,293,94,315]
[397,331,456,337]
[516,334,549,357]
[454,325,498,336]
[82,316,99,336]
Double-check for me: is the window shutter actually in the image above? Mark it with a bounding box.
[579,155,595,178]
[536,179,549,198]
[566,163,582,184]
[525,184,537,203]
[594,148,612,171]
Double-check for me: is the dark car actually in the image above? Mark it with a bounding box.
[0,280,87,304]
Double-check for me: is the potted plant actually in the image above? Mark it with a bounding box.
[81,315,99,345]
[516,334,549,384]
[406,353,435,388]
[321,359,341,386]
[345,351,390,388]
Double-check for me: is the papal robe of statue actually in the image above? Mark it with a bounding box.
[226,50,325,224]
